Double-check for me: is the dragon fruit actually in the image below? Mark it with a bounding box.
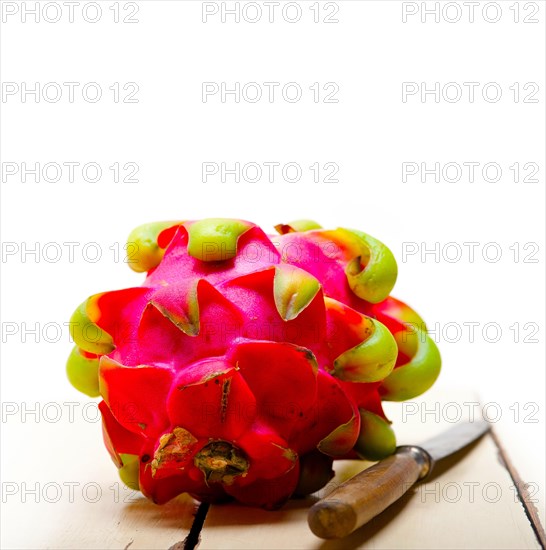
[67,219,440,509]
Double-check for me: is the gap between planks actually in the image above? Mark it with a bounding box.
[489,428,546,550]
[169,502,211,550]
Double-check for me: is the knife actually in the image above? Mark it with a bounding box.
[308,420,490,539]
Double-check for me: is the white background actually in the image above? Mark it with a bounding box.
[1,0,545,547]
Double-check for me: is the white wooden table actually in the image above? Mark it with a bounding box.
[1,389,544,549]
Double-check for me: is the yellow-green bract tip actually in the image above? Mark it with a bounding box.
[186,219,253,262]
[66,346,100,397]
[354,410,396,461]
[127,221,181,273]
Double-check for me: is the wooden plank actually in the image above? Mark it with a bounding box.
[0,417,197,550]
[2,493,198,550]
[198,391,542,549]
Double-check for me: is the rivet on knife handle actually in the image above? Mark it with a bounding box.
[308,445,431,539]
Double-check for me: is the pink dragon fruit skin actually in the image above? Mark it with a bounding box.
[67,219,441,509]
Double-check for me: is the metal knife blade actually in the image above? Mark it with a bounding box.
[420,418,490,466]
[308,420,491,539]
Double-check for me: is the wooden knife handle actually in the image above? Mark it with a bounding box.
[308,446,431,539]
